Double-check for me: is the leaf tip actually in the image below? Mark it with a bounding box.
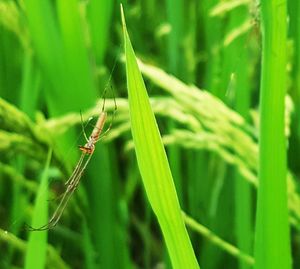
[120,3,126,30]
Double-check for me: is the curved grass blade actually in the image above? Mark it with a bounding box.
[120,5,199,269]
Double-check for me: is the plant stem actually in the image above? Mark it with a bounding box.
[254,1,292,268]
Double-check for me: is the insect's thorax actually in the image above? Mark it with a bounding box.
[79,138,95,154]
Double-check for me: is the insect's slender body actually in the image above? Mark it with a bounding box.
[28,108,113,231]
[79,112,107,154]
[26,55,118,232]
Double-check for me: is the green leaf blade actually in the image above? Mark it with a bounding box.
[121,6,199,269]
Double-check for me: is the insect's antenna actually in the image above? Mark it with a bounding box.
[97,85,117,141]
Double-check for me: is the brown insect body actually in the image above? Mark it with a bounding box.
[79,112,107,155]
[91,112,107,141]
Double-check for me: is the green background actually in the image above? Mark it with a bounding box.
[0,0,299,268]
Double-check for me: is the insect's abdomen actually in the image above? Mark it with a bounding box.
[91,112,107,141]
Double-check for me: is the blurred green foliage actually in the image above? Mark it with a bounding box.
[0,0,299,268]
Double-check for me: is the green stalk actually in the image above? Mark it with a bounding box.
[56,0,96,109]
[24,149,51,269]
[87,145,118,269]
[229,7,252,269]
[0,19,21,103]
[254,1,292,269]
[121,6,199,269]
[202,0,222,96]
[198,1,222,266]
[87,0,114,65]
[165,0,184,204]
[23,0,66,114]
[19,53,40,119]
[294,1,300,139]
[165,0,183,76]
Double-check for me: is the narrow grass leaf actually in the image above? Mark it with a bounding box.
[121,6,199,269]
[24,149,52,269]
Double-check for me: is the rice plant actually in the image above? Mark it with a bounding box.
[0,0,299,268]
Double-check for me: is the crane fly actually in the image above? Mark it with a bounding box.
[27,93,116,231]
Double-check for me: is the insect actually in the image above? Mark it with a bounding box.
[27,91,117,231]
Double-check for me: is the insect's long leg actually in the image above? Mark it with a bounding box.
[47,147,86,202]
[27,153,87,231]
[31,185,76,231]
[101,89,107,112]
[65,153,86,186]
[70,153,93,189]
[80,110,89,143]
[40,154,94,230]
